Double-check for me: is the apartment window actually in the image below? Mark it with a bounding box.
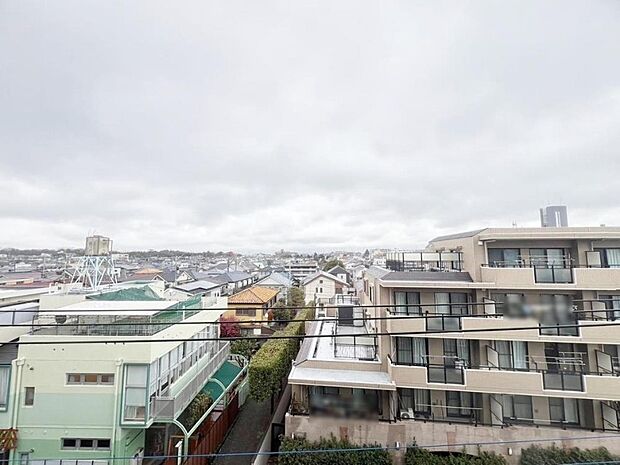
[446,391,474,418]
[598,249,620,268]
[123,365,147,422]
[0,366,10,408]
[67,373,115,385]
[24,387,35,406]
[549,397,579,424]
[19,453,29,465]
[398,388,430,417]
[502,395,533,422]
[395,337,427,366]
[488,248,520,267]
[435,293,470,315]
[530,248,572,283]
[539,295,577,336]
[443,339,472,367]
[495,341,528,370]
[61,438,111,450]
[601,295,620,320]
[394,292,421,315]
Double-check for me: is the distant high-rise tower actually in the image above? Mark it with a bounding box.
[540,205,568,227]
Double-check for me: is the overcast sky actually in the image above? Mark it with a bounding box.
[1,1,619,252]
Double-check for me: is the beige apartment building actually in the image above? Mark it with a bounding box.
[286,227,620,461]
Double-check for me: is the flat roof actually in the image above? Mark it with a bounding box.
[49,300,177,316]
[289,366,395,390]
[431,227,620,243]
[0,287,52,300]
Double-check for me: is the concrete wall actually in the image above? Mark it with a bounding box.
[286,414,620,464]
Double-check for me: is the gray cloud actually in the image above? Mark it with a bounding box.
[1,0,619,252]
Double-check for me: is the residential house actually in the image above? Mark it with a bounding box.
[326,265,350,284]
[226,286,279,334]
[302,271,349,304]
[255,272,293,302]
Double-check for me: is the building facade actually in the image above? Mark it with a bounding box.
[286,227,620,461]
[0,286,247,465]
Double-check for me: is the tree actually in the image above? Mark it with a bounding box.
[231,339,256,360]
[288,287,306,310]
[219,316,240,338]
[323,259,344,271]
[272,299,292,323]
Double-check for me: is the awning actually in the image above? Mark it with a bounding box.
[201,361,243,400]
[289,366,396,391]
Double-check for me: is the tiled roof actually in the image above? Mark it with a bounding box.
[229,286,279,304]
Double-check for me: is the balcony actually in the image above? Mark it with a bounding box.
[311,319,378,362]
[427,364,465,384]
[150,342,230,421]
[573,267,620,289]
[481,259,574,286]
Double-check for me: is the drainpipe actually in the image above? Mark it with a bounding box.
[111,359,123,464]
[10,359,25,465]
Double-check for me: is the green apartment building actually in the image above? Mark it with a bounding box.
[0,283,247,465]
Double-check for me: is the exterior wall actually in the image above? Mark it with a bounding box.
[285,414,620,464]
[304,277,338,303]
[3,298,228,464]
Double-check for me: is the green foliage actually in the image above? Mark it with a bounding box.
[231,338,256,360]
[323,259,345,271]
[278,436,392,465]
[405,448,506,465]
[520,445,617,465]
[249,306,315,402]
[273,299,292,322]
[288,287,306,310]
[178,392,213,429]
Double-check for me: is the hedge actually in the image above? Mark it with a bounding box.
[278,436,392,465]
[405,448,506,465]
[520,445,618,465]
[249,306,315,402]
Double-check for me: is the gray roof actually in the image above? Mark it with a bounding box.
[365,266,391,280]
[327,265,348,276]
[429,228,487,243]
[381,271,473,282]
[256,272,292,287]
[175,280,221,292]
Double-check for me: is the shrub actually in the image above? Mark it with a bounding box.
[405,448,506,465]
[249,306,314,402]
[520,445,617,465]
[220,316,240,338]
[278,436,392,465]
[179,392,213,429]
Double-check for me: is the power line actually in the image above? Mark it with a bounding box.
[3,297,612,313]
[8,318,620,345]
[18,433,620,462]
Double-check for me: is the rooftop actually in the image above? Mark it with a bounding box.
[228,286,279,304]
[431,226,620,243]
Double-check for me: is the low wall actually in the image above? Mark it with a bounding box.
[286,414,620,464]
[252,385,292,465]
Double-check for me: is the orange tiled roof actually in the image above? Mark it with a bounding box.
[229,286,279,304]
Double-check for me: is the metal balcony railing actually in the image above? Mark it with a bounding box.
[150,342,230,421]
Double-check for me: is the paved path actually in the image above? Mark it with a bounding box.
[212,397,273,465]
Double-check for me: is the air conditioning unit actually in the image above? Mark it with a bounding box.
[400,408,414,420]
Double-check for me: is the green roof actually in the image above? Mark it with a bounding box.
[88,286,162,301]
[201,361,243,400]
